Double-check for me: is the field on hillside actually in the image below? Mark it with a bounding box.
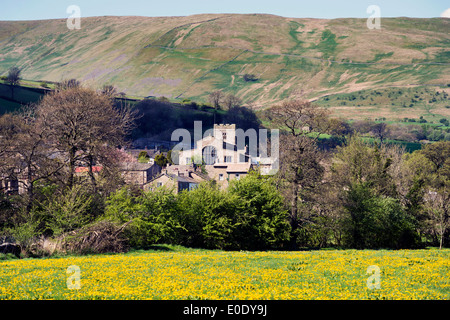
[1,247,449,300]
[0,15,448,106]
[314,85,450,122]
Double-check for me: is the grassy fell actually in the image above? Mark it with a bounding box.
[0,15,448,107]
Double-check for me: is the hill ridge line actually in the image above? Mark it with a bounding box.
[144,15,232,48]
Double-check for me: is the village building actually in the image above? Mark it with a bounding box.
[0,168,28,195]
[148,124,279,190]
[178,124,248,166]
[73,161,161,189]
[205,162,252,187]
[144,172,203,194]
[0,175,21,195]
[119,162,161,186]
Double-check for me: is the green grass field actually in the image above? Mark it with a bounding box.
[1,246,449,300]
[315,86,450,122]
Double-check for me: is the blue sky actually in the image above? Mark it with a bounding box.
[0,0,449,20]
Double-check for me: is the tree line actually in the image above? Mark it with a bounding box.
[0,87,449,257]
[268,100,449,250]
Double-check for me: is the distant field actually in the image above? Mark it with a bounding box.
[1,246,449,300]
[315,86,450,122]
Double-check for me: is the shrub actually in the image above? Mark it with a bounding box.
[154,154,169,167]
[176,181,234,249]
[2,209,43,257]
[227,172,291,250]
[439,118,449,126]
[138,151,150,163]
[342,183,419,249]
[43,185,93,237]
[105,175,291,251]
[243,73,258,82]
[105,187,180,248]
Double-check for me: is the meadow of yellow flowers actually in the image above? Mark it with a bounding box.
[1,247,449,300]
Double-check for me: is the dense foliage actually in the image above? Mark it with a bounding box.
[104,173,290,251]
[0,89,448,256]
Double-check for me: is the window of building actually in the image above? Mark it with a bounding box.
[224,156,231,163]
[202,146,217,165]
[157,182,163,187]
[219,174,224,181]
[222,132,227,141]
[235,173,240,180]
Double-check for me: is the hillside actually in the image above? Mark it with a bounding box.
[0,14,449,115]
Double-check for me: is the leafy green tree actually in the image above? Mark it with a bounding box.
[138,151,150,163]
[105,186,180,248]
[228,172,291,250]
[154,154,169,168]
[223,94,242,110]
[176,181,234,249]
[342,183,419,249]
[43,185,93,236]
[104,187,144,222]
[331,135,420,249]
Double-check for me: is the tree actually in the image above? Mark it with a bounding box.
[330,136,421,248]
[223,94,242,110]
[424,190,449,249]
[174,173,290,250]
[243,73,258,82]
[154,154,169,168]
[6,67,21,100]
[342,182,418,249]
[101,84,117,97]
[439,118,449,127]
[371,122,389,144]
[351,120,373,134]
[331,135,402,198]
[138,151,150,163]
[44,184,93,236]
[104,186,180,248]
[419,141,450,179]
[56,78,80,90]
[176,181,234,249]
[327,118,353,138]
[35,87,135,191]
[269,99,330,248]
[418,141,450,248]
[208,90,223,109]
[268,99,330,138]
[223,106,261,130]
[0,111,64,213]
[228,172,291,250]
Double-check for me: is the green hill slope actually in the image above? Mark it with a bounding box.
[0,14,449,112]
